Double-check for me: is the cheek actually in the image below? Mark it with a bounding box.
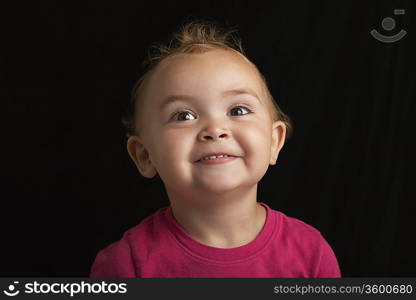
[156,130,197,183]
[157,130,195,162]
[240,125,273,180]
[238,122,271,151]
[237,122,272,169]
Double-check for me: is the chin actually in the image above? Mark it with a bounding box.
[196,180,244,194]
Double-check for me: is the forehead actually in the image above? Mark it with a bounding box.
[144,49,264,100]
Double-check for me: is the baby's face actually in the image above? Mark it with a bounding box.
[128,49,285,195]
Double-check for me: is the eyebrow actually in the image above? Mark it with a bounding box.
[159,88,261,110]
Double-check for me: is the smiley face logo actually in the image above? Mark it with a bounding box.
[3,281,20,297]
[371,9,407,43]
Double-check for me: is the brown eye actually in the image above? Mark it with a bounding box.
[230,106,251,116]
[172,111,196,121]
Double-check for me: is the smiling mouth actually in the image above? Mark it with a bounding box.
[195,154,237,162]
[195,155,238,165]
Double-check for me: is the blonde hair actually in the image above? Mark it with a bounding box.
[121,20,293,140]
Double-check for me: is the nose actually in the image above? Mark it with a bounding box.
[197,123,231,142]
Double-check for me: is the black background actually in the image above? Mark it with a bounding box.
[2,1,415,277]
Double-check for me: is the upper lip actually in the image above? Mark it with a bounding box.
[195,152,238,162]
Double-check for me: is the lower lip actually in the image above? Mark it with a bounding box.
[196,156,238,165]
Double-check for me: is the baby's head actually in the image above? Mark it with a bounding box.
[123,21,293,196]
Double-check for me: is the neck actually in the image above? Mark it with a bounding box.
[167,184,266,248]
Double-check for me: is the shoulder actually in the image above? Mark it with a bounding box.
[89,207,168,278]
[276,210,324,245]
[89,236,135,278]
[272,210,341,277]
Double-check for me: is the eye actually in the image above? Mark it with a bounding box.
[170,105,252,122]
[171,110,197,121]
[229,105,252,116]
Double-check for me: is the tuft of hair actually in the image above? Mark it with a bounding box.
[146,20,245,68]
[121,20,293,140]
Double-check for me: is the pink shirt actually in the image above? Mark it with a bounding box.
[90,202,341,278]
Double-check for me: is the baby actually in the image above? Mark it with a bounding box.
[90,21,341,278]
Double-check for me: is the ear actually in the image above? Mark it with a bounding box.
[269,121,286,165]
[126,135,157,178]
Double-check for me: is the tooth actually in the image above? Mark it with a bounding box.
[200,154,231,161]
[199,154,234,161]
